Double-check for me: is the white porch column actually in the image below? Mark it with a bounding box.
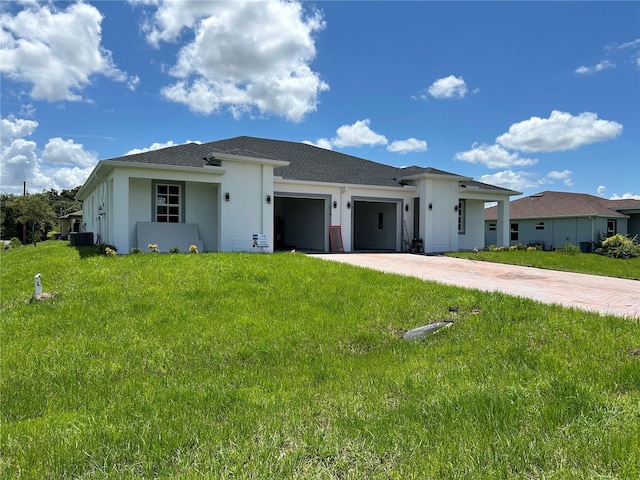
[261,165,274,253]
[496,200,510,247]
[110,173,129,252]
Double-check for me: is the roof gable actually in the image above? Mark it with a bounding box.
[204,136,405,187]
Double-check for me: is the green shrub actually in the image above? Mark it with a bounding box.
[593,230,607,250]
[595,234,640,259]
[46,230,59,240]
[557,242,580,255]
[96,243,118,255]
[130,247,141,254]
[9,237,22,249]
[169,246,180,254]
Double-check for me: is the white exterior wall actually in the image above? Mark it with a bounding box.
[417,179,460,253]
[81,179,110,245]
[220,162,275,252]
[185,182,219,252]
[458,199,485,251]
[128,178,152,249]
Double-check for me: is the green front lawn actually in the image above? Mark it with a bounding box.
[446,249,640,280]
[2,242,639,479]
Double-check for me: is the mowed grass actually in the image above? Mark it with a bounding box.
[1,242,639,479]
[446,249,640,280]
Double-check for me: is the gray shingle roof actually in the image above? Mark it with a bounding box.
[485,190,637,220]
[106,135,512,191]
[203,136,405,187]
[111,142,212,168]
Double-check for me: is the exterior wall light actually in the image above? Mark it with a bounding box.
[405,204,409,212]
[454,204,459,212]
[225,192,230,202]
[429,203,433,210]
[266,195,271,204]
[333,200,337,209]
[347,201,351,209]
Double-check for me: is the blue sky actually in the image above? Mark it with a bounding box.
[1,1,639,199]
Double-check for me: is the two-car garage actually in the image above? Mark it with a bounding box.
[274,194,401,252]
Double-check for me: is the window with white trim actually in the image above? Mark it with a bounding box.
[535,222,545,230]
[156,183,181,223]
[510,223,519,241]
[607,219,616,236]
[457,200,466,234]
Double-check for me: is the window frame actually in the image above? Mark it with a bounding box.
[510,223,519,241]
[457,200,466,234]
[535,222,545,230]
[153,181,185,223]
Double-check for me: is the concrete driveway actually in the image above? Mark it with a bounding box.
[310,253,640,319]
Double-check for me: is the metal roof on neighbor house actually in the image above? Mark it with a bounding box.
[59,210,83,219]
[485,190,638,220]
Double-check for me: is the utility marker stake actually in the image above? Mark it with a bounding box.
[34,273,42,297]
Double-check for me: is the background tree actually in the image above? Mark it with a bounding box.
[7,194,57,246]
[1,187,81,243]
[1,193,22,241]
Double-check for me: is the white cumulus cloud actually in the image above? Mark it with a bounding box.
[0,117,97,193]
[1,117,38,139]
[0,2,129,102]
[575,60,615,75]
[496,110,623,153]
[305,119,428,155]
[302,138,333,150]
[455,143,537,169]
[427,75,469,99]
[546,169,573,187]
[42,138,98,167]
[387,138,427,154]
[479,168,576,192]
[332,119,388,148]
[610,192,640,200]
[478,170,538,192]
[125,140,201,155]
[138,0,328,122]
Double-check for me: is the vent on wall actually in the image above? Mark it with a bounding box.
[204,153,222,166]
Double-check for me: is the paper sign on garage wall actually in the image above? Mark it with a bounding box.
[252,234,268,248]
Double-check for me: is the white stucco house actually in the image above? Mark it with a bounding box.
[76,136,520,254]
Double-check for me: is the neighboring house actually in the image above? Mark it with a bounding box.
[484,190,640,250]
[59,210,83,238]
[76,136,520,254]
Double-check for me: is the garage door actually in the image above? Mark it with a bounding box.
[353,200,399,251]
[274,196,328,252]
